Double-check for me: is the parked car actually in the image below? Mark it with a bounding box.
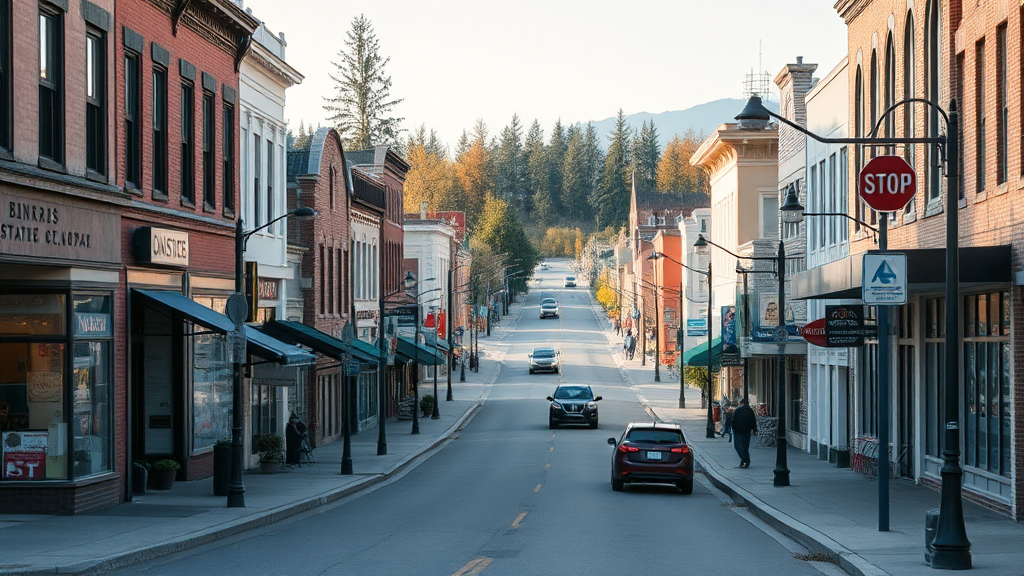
[607,422,694,494]
[546,385,600,429]
[540,300,559,318]
[564,275,576,287]
[528,347,560,374]
[540,262,548,270]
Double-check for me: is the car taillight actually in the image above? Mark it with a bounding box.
[617,444,639,453]
[670,446,691,454]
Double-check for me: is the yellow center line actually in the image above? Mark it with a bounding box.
[544,463,550,470]
[452,558,493,576]
[511,511,528,528]
[534,484,542,493]
[550,447,554,452]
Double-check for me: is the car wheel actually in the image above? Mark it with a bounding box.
[611,477,624,491]
[529,368,534,374]
[549,418,557,430]
[677,479,694,495]
[589,419,598,429]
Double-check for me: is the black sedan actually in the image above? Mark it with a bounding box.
[546,385,601,429]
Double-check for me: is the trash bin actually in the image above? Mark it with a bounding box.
[925,508,940,559]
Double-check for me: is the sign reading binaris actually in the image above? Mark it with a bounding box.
[134,227,189,267]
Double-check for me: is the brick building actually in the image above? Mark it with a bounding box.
[115,0,270,498]
[794,0,1022,518]
[0,0,127,514]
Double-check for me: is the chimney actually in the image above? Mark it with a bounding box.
[420,202,428,220]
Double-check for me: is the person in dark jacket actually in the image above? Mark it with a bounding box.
[731,398,757,468]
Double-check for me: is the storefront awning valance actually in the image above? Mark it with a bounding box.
[244,326,316,366]
[682,336,722,367]
[396,335,444,365]
[792,246,1012,300]
[260,320,379,364]
[132,289,317,366]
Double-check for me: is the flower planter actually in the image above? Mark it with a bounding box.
[148,468,177,490]
[260,461,280,474]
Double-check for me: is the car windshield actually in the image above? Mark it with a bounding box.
[533,349,555,358]
[553,386,591,400]
[541,298,556,305]
[541,303,557,309]
[566,276,575,281]
[626,429,684,444]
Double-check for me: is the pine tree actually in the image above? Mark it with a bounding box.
[524,120,553,223]
[323,15,403,149]
[476,193,540,295]
[561,124,592,223]
[546,120,567,215]
[495,114,526,212]
[631,120,661,192]
[656,128,709,196]
[593,110,632,228]
[582,123,605,213]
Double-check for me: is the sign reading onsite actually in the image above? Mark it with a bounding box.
[134,226,189,267]
[862,253,908,305]
[825,305,865,347]
[858,155,917,212]
[799,318,828,347]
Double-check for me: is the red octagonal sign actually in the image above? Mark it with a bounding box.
[859,155,917,212]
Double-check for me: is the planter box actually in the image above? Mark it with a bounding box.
[148,468,177,490]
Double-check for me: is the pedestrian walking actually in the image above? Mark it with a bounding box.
[614,318,622,335]
[627,334,636,360]
[731,398,757,468]
[720,403,734,441]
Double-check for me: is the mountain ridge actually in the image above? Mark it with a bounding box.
[588,98,781,148]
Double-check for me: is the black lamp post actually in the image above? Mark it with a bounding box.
[648,251,709,409]
[694,229,799,485]
[375,271,418,456]
[231,206,317,507]
[744,94,968,555]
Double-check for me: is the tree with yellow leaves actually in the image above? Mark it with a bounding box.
[453,140,494,229]
[656,128,709,196]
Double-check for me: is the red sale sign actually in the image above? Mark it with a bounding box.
[859,155,917,212]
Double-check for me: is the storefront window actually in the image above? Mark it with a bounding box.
[963,291,1010,477]
[191,295,232,452]
[0,294,65,336]
[72,294,113,478]
[0,343,65,480]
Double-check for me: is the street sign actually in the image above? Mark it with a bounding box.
[859,155,917,212]
[863,253,908,304]
[686,318,707,336]
[225,292,248,329]
[799,318,828,347]
[825,305,865,347]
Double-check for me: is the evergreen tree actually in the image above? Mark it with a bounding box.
[290,120,313,151]
[495,114,526,212]
[323,14,403,149]
[582,122,605,213]
[631,120,661,192]
[593,110,632,228]
[545,120,567,216]
[476,193,540,296]
[561,124,592,223]
[455,130,471,159]
[524,120,553,223]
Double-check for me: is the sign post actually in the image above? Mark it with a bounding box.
[858,154,917,532]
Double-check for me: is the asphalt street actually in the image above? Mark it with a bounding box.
[112,261,841,576]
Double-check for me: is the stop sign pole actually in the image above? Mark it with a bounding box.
[858,154,916,533]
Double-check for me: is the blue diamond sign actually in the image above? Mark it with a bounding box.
[862,253,907,305]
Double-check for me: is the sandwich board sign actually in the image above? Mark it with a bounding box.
[862,253,907,305]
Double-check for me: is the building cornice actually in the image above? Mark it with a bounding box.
[247,41,303,87]
[834,0,871,24]
[691,124,778,176]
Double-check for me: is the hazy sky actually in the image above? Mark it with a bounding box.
[240,0,848,148]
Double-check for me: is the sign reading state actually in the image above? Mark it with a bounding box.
[0,193,119,264]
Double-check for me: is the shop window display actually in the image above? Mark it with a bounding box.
[192,296,232,452]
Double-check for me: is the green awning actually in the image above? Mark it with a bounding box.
[261,320,379,364]
[396,336,444,366]
[244,326,317,366]
[682,336,723,367]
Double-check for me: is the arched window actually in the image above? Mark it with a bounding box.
[870,50,879,225]
[855,65,865,230]
[924,0,943,202]
[885,33,896,146]
[904,12,917,191]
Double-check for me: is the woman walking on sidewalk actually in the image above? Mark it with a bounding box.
[731,398,757,468]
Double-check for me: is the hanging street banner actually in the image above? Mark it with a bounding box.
[862,253,908,305]
[721,305,742,366]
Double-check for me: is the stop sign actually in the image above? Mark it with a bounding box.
[859,155,917,212]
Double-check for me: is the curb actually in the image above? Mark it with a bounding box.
[16,405,490,576]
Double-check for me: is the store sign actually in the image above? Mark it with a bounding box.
[862,253,908,305]
[258,278,279,301]
[134,227,189,267]
[74,312,112,338]
[825,305,865,347]
[686,318,707,336]
[0,193,119,264]
[2,431,48,480]
[799,318,828,347]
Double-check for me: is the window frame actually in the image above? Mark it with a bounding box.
[180,80,195,205]
[123,49,141,189]
[152,64,168,198]
[38,7,64,167]
[995,24,1008,185]
[85,27,105,177]
[975,39,986,194]
[0,0,10,154]
[202,90,215,211]
[222,101,234,213]
[266,138,274,234]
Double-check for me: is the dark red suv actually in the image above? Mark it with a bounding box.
[608,423,694,494]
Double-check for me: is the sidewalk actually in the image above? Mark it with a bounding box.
[0,306,524,576]
[591,305,1024,576]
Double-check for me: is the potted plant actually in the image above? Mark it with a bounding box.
[213,437,232,495]
[253,433,283,473]
[420,394,435,417]
[148,459,180,490]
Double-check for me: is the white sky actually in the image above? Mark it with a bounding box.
[240,0,848,148]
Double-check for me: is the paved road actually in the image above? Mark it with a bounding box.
[113,261,839,576]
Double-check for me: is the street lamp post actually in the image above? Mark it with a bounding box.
[750,93,968,553]
[376,271,419,456]
[694,232,797,485]
[230,207,317,508]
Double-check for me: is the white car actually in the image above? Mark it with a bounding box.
[564,275,576,288]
